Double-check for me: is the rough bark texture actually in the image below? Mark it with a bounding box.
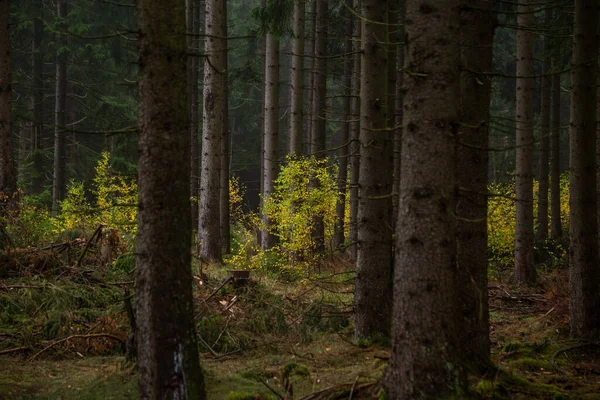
[261,33,279,251]
[348,0,361,259]
[0,0,16,202]
[354,0,392,340]
[306,0,317,151]
[513,0,537,285]
[385,0,466,397]
[536,8,552,243]
[52,0,68,212]
[135,0,206,397]
[187,0,200,231]
[199,0,226,263]
[550,68,562,240]
[391,0,403,232]
[457,0,496,368]
[333,0,353,250]
[568,0,600,339]
[31,18,44,194]
[289,0,305,157]
[220,1,230,255]
[309,0,327,253]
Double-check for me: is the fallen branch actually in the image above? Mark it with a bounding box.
[75,224,105,268]
[259,379,284,399]
[550,342,600,365]
[26,333,123,362]
[204,276,233,302]
[0,346,31,355]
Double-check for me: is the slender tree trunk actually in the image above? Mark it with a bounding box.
[550,70,562,239]
[513,0,537,285]
[135,0,206,397]
[261,33,280,250]
[333,0,353,250]
[187,0,200,231]
[391,0,403,232]
[220,1,230,255]
[354,0,392,339]
[385,0,466,397]
[31,18,44,195]
[199,0,226,263]
[457,0,496,368]
[309,0,327,253]
[52,0,68,212]
[0,0,16,205]
[536,8,552,243]
[569,0,600,339]
[289,0,305,157]
[348,0,361,259]
[306,0,317,152]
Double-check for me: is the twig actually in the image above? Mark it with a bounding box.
[75,224,105,268]
[348,376,360,400]
[0,284,44,290]
[259,379,284,399]
[204,276,233,302]
[550,342,600,365]
[26,333,123,362]
[197,334,219,357]
[0,346,31,355]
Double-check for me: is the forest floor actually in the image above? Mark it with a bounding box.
[1,251,600,399]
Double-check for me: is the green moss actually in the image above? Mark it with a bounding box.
[508,357,552,372]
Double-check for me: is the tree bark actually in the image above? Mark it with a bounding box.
[31,18,44,195]
[52,0,68,212]
[457,0,496,368]
[261,32,279,251]
[568,0,600,339]
[385,0,466,397]
[348,0,361,259]
[550,66,562,240]
[0,0,16,204]
[135,0,206,397]
[536,8,552,243]
[309,0,327,253]
[187,0,200,231]
[391,0,403,233]
[289,0,305,157]
[199,0,226,263]
[220,1,230,255]
[513,0,537,285]
[333,0,353,250]
[354,0,392,339]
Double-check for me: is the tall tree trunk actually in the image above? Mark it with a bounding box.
[220,1,230,255]
[333,0,353,250]
[354,0,392,339]
[457,0,496,368]
[306,0,317,152]
[513,0,537,285]
[135,0,206,397]
[550,70,562,239]
[536,8,552,243]
[569,0,600,339]
[0,0,16,206]
[390,0,402,232]
[187,0,200,231]
[310,0,327,253]
[385,0,466,397]
[31,18,44,195]
[289,0,305,157]
[199,0,226,263]
[261,33,280,250]
[348,0,361,259]
[52,0,68,212]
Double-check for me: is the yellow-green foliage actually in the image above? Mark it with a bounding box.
[488,174,569,271]
[264,156,338,259]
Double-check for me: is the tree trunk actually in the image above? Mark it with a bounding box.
[569,0,600,339]
[135,0,206,397]
[220,1,230,255]
[333,0,353,250]
[550,67,562,240]
[513,0,537,285]
[385,0,466,397]
[309,0,327,253]
[52,0,68,212]
[199,0,226,263]
[0,0,16,205]
[536,8,552,243]
[391,0,403,233]
[289,0,305,157]
[457,0,496,368]
[187,0,200,231]
[348,0,361,259]
[31,18,44,195]
[306,0,317,152]
[261,33,280,251]
[354,0,392,340]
